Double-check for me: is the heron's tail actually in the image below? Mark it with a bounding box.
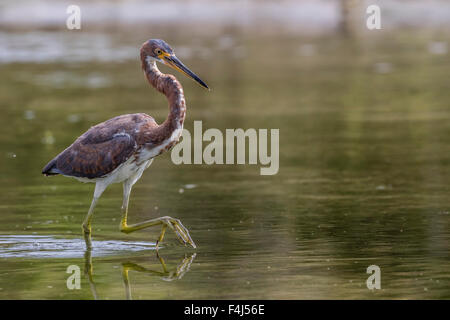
[42,158,61,176]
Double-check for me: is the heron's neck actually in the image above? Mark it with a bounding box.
[143,57,186,141]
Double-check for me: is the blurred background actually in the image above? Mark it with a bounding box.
[0,0,449,299]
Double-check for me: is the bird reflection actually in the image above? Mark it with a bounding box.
[83,245,196,300]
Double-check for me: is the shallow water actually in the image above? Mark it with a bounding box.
[0,28,449,299]
[0,235,156,258]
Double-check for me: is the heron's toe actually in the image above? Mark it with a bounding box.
[162,217,196,248]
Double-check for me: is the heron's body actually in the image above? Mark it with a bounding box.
[42,39,207,249]
[43,112,179,184]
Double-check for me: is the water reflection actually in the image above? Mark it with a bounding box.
[84,248,196,300]
[0,235,196,299]
[122,254,197,299]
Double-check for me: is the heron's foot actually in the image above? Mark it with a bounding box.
[120,215,196,249]
[157,216,197,249]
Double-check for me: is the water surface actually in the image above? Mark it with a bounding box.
[0,28,449,299]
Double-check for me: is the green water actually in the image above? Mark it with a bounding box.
[0,30,449,299]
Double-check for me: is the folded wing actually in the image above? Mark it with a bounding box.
[42,114,156,179]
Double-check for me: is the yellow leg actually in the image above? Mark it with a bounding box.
[157,224,167,249]
[82,197,98,234]
[121,215,196,248]
[81,182,108,249]
[122,267,132,300]
[119,179,196,248]
[82,197,98,249]
[121,252,197,299]
[83,247,99,300]
[83,231,93,251]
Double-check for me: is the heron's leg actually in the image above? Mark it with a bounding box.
[122,266,132,300]
[82,182,108,248]
[121,252,197,299]
[82,197,99,234]
[84,247,99,300]
[121,215,196,248]
[119,177,196,249]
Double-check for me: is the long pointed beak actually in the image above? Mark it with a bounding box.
[163,55,209,90]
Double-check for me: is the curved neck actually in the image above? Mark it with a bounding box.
[142,56,186,141]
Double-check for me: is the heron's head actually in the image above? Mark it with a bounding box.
[141,39,209,90]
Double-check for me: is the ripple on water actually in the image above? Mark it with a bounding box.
[0,235,156,259]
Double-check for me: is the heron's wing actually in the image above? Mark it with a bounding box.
[42,114,156,179]
[53,134,137,179]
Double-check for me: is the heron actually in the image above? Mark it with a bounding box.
[42,39,209,249]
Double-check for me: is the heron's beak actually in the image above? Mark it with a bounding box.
[163,54,209,90]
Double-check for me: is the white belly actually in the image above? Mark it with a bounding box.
[72,156,152,184]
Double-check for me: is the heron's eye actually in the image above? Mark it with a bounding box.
[155,49,163,55]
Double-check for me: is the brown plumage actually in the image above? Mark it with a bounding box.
[42,114,156,178]
[42,39,208,249]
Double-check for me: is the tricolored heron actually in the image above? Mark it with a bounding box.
[42,39,208,249]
